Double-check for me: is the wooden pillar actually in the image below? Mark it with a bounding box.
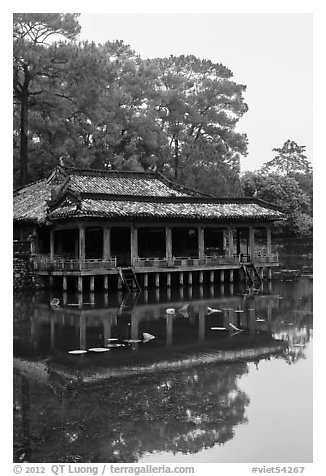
[230,269,234,283]
[268,267,272,280]
[165,227,172,259]
[90,276,95,292]
[77,276,83,293]
[260,267,264,280]
[103,227,111,260]
[143,273,148,288]
[50,229,55,261]
[117,275,123,290]
[198,227,205,258]
[155,273,160,288]
[79,225,85,261]
[210,270,214,284]
[188,272,193,286]
[103,275,109,291]
[228,226,234,256]
[267,226,272,255]
[249,226,255,262]
[63,275,67,291]
[179,272,184,286]
[166,272,171,287]
[130,226,138,265]
[199,270,204,284]
[220,270,225,283]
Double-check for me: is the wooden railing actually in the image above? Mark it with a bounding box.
[132,253,278,269]
[13,240,32,255]
[34,255,117,271]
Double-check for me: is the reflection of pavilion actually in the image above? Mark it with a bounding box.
[26,290,283,356]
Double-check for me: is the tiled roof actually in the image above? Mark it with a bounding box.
[48,197,284,222]
[65,173,191,197]
[14,166,285,224]
[13,179,52,224]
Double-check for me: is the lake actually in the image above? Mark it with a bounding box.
[13,264,313,463]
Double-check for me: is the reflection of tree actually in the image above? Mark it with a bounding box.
[14,362,250,463]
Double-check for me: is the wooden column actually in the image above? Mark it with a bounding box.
[179,272,184,286]
[188,272,193,286]
[249,226,255,262]
[268,267,272,280]
[229,269,234,282]
[210,270,214,284]
[199,270,204,284]
[143,273,148,288]
[198,227,205,258]
[50,229,55,261]
[220,270,225,283]
[103,275,109,291]
[90,276,95,292]
[166,272,171,287]
[103,227,111,260]
[228,226,234,256]
[77,276,83,293]
[130,226,138,265]
[63,276,68,291]
[79,225,85,261]
[155,273,160,288]
[266,225,272,255]
[165,227,172,259]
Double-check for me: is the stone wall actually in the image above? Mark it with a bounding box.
[13,240,36,290]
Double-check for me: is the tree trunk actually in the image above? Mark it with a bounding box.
[174,137,179,180]
[20,88,29,186]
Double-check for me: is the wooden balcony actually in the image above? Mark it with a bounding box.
[33,252,278,275]
[34,255,117,273]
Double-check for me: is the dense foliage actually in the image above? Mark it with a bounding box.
[13,14,247,196]
[241,140,313,237]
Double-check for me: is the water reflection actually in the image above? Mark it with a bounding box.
[13,277,313,463]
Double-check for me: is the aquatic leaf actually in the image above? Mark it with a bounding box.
[166,308,176,314]
[143,332,156,342]
[88,347,111,352]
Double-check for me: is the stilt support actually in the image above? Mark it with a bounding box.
[188,272,193,286]
[144,273,148,288]
[63,276,67,291]
[104,275,109,291]
[199,271,204,285]
[167,273,171,287]
[230,269,234,283]
[155,273,160,288]
[210,271,214,284]
[220,270,225,283]
[179,272,184,286]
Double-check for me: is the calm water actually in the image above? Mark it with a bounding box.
[13,271,313,463]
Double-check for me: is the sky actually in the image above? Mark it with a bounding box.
[77,13,313,172]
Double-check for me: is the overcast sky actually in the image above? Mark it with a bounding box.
[77,13,313,172]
